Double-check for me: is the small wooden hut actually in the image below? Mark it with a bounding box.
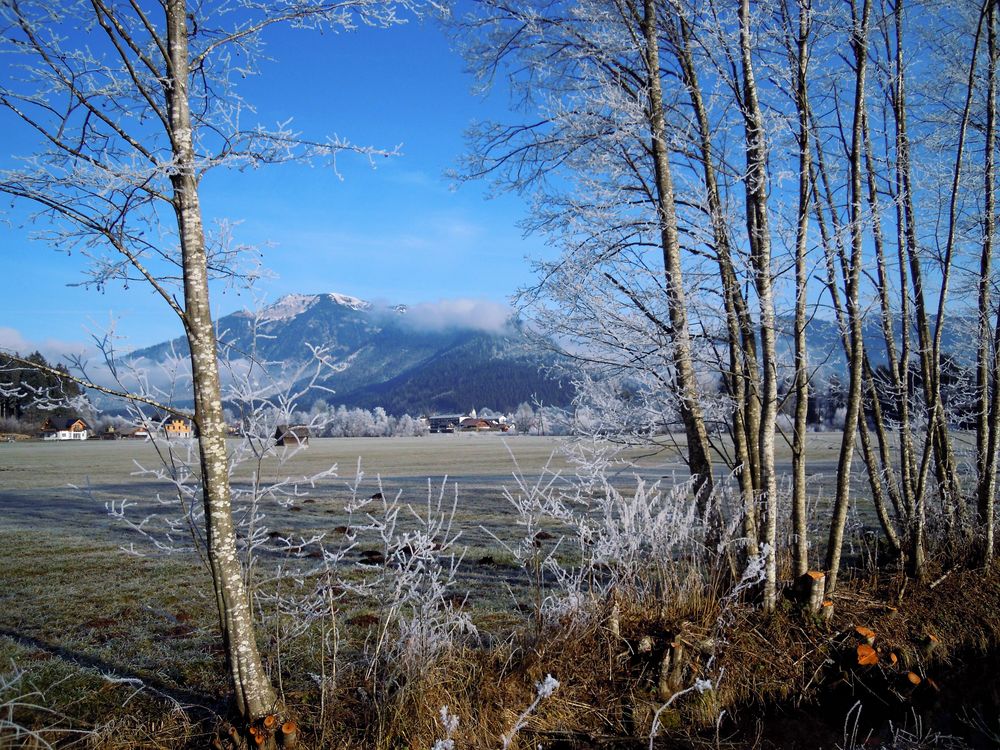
[274,425,310,446]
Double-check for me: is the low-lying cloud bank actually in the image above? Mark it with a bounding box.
[389,298,514,334]
[0,326,90,361]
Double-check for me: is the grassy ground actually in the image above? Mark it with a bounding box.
[1,433,995,748]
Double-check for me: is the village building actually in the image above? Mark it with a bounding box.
[460,417,491,432]
[274,425,310,446]
[429,413,512,433]
[162,416,195,439]
[428,414,464,433]
[40,417,90,441]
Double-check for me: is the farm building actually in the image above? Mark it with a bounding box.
[428,414,464,433]
[460,416,511,432]
[124,425,154,439]
[275,425,310,446]
[40,417,90,440]
[460,418,491,432]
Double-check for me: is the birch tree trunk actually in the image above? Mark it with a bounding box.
[824,0,870,597]
[978,0,998,569]
[790,0,812,578]
[738,0,779,610]
[671,12,759,554]
[165,0,278,723]
[640,0,716,517]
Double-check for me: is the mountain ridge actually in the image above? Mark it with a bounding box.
[129,293,574,415]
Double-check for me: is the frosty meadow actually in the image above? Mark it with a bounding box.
[2,0,1000,747]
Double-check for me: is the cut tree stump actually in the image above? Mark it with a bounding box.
[280,721,298,749]
[226,725,241,748]
[856,644,878,667]
[854,626,876,646]
[658,641,686,700]
[820,599,834,621]
[795,571,827,612]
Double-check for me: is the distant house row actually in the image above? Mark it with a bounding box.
[40,415,197,441]
[39,415,314,445]
[427,413,511,434]
[40,412,510,441]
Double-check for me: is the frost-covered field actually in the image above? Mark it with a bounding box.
[0,432,851,534]
[0,431,941,747]
[0,431,856,616]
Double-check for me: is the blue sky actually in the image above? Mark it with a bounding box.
[0,9,547,357]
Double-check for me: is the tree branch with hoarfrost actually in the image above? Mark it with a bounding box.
[0,0,441,738]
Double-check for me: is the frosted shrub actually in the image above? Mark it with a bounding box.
[343,473,476,680]
[494,438,743,626]
[431,705,460,750]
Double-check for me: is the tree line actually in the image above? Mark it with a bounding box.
[0,352,84,424]
[455,0,1000,609]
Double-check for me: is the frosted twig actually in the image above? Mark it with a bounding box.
[501,673,560,749]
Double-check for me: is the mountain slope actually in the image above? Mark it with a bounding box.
[130,293,573,414]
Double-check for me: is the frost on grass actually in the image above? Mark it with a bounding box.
[0,668,92,749]
[488,439,748,628]
[500,674,561,750]
[431,705,460,750]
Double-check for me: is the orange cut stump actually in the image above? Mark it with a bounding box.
[856,644,878,666]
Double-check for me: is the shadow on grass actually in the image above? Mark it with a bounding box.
[0,626,225,720]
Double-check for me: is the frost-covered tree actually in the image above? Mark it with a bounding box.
[460,0,1000,596]
[0,0,431,737]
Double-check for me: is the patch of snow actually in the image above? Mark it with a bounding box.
[259,294,319,322]
[326,292,371,311]
[326,347,364,373]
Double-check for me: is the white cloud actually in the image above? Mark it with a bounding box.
[0,327,90,361]
[396,298,513,333]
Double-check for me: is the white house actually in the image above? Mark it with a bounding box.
[41,417,90,440]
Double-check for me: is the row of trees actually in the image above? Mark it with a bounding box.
[281,403,430,437]
[0,352,85,423]
[456,0,1000,609]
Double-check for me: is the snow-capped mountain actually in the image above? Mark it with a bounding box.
[130,293,573,415]
[256,292,370,323]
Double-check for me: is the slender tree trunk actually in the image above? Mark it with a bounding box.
[165,0,278,725]
[862,101,914,539]
[640,0,716,518]
[809,159,903,559]
[984,302,1000,567]
[930,0,990,541]
[824,0,870,597]
[791,0,812,578]
[978,0,998,568]
[860,361,904,556]
[738,0,779,610]
[885,0,924,577]
[672,13,759,555]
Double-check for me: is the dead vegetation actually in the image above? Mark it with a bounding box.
[3,520,999,749]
